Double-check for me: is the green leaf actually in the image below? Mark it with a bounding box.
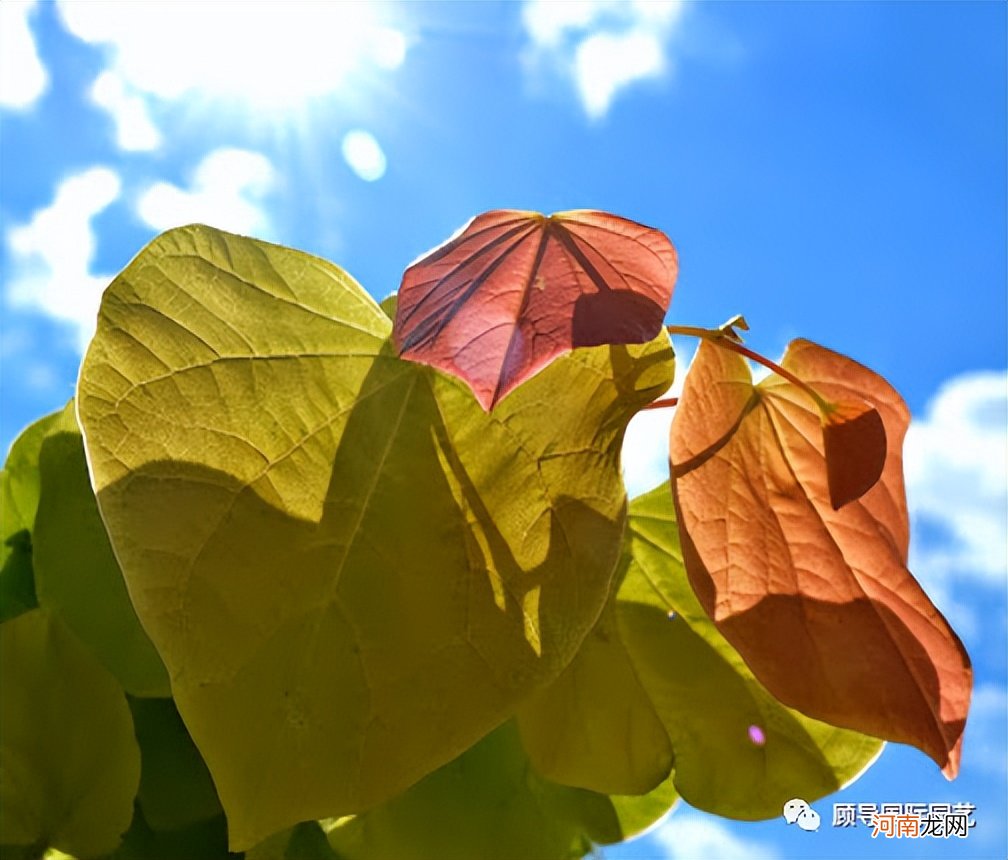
[1,409,63,542]
[99,805,237,860]
[516,599,673,795]
[615,483,883,819]
[77,225,675,849]
[246,822,338,860]
[0,610,140,857]
[0,408,65,624]
[326,720,676,860]
[378,293,397,320]
[32,402,169,697]
[128,698,222,832]
[608,773,679,841]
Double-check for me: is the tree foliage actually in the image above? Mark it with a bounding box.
[0,212,971,858]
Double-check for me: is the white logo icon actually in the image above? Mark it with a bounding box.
[783,798,821,832]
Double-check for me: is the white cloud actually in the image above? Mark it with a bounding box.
[0,0,48,110]
[622,402,674,499]
[904,371,1008,585]
[136,148,275,236]
[342,130,387,182]
[523,1,597,46]
[961,684,1008,777]
[90,70,161,151]
[5,167,122,350]
[56,2,407,114]
[523,0,685,118]
[652,810,780,860]
[574,30,666,119]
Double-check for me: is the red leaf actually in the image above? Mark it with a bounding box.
[669,339,972,777]
[394,210,677,409]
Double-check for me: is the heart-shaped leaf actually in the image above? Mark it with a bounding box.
[394,209,677,409]
[616,482,883,818]
[32,401,169,697]
[0,409,65,624]
[516,597,674,795]
[77,225,674,849]
[0,610,140,858]
[669,338,972,777]
[1,409,64,542]
[325,720,678,860]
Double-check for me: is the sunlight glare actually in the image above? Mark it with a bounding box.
[57,2,407,112]
[342,130,387,181]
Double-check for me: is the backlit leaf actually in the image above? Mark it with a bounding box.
[326,720,677,860]
[1,409,63,542]
[0,610,140,858]
[378,293,398,319]
[670,339,972,777]
[77,225,675,849]
[616,483,883,818]
[394,209,677,409]
[516,599,674,795]
[0,409,64,624]
[32,402,169,697]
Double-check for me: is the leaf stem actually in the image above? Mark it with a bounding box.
[722,341,830,411]
[665,324,717,341]
[641,396,679,411]
[666,324,831,414]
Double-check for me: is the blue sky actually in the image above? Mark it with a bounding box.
[1,2,1005,858]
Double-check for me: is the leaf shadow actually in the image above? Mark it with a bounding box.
[716,593,964,773]
[94,346,634,830]
[571,290,666,350]
[618,599,873,819]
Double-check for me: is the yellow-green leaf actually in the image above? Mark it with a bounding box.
[326,720,677,860]
[246,822,338,860]
[0,610,140,857]
[77,225,674,849]
[2,409,63,542]
[616,483,883,819]
[32,402,169,697]
[378,293,397,319]
[608,771,679,840]
[516,599,673,795]
[0,408,65,624]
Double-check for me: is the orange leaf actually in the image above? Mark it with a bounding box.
[394,210,677,409]
[669,338,972,777]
